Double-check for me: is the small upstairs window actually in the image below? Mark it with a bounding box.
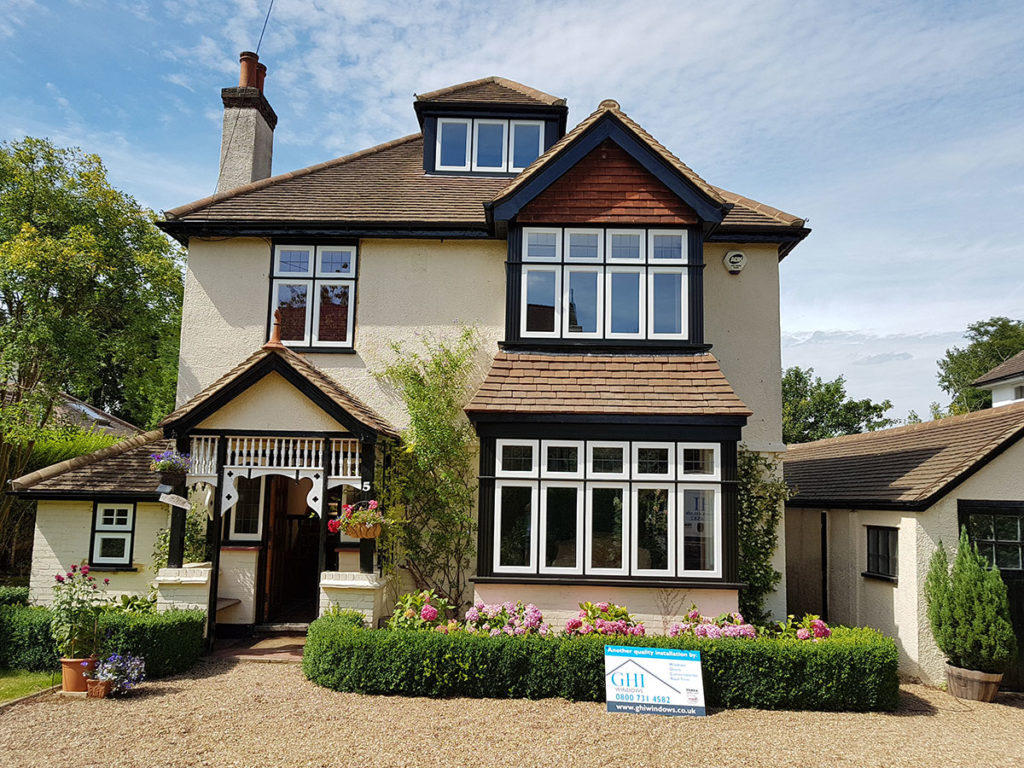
[270,244,357,349]
[437,119,471,171]
[434,118,545,174]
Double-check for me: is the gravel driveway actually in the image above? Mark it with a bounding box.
[1,659,1022,768]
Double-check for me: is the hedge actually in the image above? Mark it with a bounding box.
[303,617,900,712]
[0,605,206,678]
[0,586,29,607]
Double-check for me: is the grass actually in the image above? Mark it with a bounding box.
[0,669,59,703]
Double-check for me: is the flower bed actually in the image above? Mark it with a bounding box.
[303,614,900,711]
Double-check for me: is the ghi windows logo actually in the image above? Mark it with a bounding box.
[604,646,706,717]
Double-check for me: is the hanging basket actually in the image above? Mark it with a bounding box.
[344,523,382,539]
[157,470,187,490]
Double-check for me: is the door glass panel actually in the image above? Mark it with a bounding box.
[499,486,533,568]
[545,486,578,569]
[636,488,669,571]
[682,488,715,571]
[567,271,599,334]
[590,487,624,570]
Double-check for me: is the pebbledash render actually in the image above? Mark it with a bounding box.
[11,53,809,635]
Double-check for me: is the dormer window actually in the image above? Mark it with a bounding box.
[434,117,545,174]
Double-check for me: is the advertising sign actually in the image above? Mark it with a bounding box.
[604,645,706,716]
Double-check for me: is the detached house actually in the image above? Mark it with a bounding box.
[12,53,809,635]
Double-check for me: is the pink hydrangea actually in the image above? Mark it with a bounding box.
[796,628,812,640]
[596,602,610,612]
[565,617,582,632]
[420,604,439,622]
[465,607,480,622]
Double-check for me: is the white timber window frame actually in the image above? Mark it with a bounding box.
[630,483,677,577]
[472,119,508,172]
[509,120,546,172]
[493,481,538,574]
[229,476,265,542]
[91,502,135,566]
[271,244,358,350]
[538,481,585,575]
[436,118,472,172]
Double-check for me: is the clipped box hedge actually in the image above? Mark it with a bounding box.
[303,617,900,712]
[0,605,206,678]
[0,586,29,607]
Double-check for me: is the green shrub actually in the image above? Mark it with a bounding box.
[0,586,29,606]
[924,528,1017,673]
[98,610,206,678]
[320,606,366,628]
[303,618,899,712]
[0,605,59,671]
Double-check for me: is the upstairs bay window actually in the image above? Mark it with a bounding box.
[270,244,357,349]
[517,227,693,343]
[436,118,545,173]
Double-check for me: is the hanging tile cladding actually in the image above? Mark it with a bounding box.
[784,400,1024,506]
[465,352,751,416]
[516,140,699,225]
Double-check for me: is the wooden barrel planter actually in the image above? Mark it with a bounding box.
[946,663,1003,702]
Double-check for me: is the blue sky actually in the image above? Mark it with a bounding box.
[4,0,1023,419]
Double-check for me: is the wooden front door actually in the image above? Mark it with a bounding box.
[961,501,1024,691]
[263,476,321,623]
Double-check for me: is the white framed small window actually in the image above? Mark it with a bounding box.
[678,485,721,577]
[631,484,676,576]
[274,245,313,277]
[632,442,676,480]
[316,246,357,278]
[647,267,687,339]
[563,267,603,338]
[606,230,646,263]
[605,267,645,339]
[678,443,720,481]
[586,483,629,575]
[472,119,507,171]
[231,476,265,541]
[541,440,584,479]
[92,502,134,566]
[494,481,537,574]
[510,120,545,172]
[311,280,355,347]
[436,118,472,171]
[270,279,312,347]
[586,441,629,479]
[539,482,584,574]
[522,227,562,261]
[495,439,539,478]
[521,265,561,338]
[93,533,132,566]
[96,503,133,531]
[564,229,603,262]
[647,230,688,262]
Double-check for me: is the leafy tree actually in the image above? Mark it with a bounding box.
[0,137,183,566]
[377,328,480,613]
[737,448,791,624]
[937,317,1024,414]
[782,366,894,444]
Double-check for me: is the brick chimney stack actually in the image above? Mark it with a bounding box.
[216,51,277,193]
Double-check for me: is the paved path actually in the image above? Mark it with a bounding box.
[1,660,1022,767]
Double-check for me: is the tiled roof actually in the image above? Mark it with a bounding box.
[415,76,565,107]
[160,345,398,438]
[783,401,1024,508]
[465,352,751,418]
[973,350,1024,386]
[11,430,169,495]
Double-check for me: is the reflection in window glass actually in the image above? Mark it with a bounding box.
[651,234,683,260]
[651,272,683,334]
[866,526,897,578]
[682,448,715,475]
[610,233,642,260]
[476,123,505,168]
[591,447,624,474]
[499,486,533,568]
[99,537,127,559]
[317,284,350,342]
[590,487,623,570]
[636,488,669,571]
[527,231,558,260]
[609,272,640,334]
[545,486,578,568]
[501,444,534,473]
[637,447,669,475]
[546,445,578,474]
[512,123,542,169]
[525,269,557,332]
[568,232,600,260]
[319,250,353,275]
[439,121,468,167]
[275,283,308,341]
[682,489,715,571]
[567,272,598,334]
[968,512,1023,571]
[278,249,310,273]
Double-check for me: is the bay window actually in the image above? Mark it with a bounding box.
[270,244,357,349]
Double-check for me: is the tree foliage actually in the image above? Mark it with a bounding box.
[937,316,1024,414]
[377,328,480,613]
[782,366,894,444]
[924,528,1017,673]
[737,448,791,624]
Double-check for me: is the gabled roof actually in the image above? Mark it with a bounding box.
[784,401,1024,510]
[466,352,751,420]
[160,345,397,439]
[973,350,1024,387]
[415,76,565,107]
[10,429,169,497]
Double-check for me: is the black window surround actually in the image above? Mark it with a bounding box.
[88,500,138,569]
[959,499,1024,572]
[503,225,707,352]
[864,525,898,581]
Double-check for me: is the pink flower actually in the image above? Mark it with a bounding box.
[465,607,480,622]
[687,608,700,621]
[70,564,77,572]
[596,602,610,612]
[565,617,582,632]
[54,574,64,583]
[368,500,379,510]
[81,564,89,574]
[796,628,812,640]
[420,604,438,622]
[104,578,110,585]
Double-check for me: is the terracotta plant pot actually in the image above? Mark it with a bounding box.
[87,679,112,699]
[61,657,96,693]
[345,523,381,539]
[946,663,1003,702]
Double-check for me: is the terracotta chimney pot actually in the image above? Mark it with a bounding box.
[255,62,267,93]
[239,51,259,88]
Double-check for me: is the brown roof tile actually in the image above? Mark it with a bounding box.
[783,402,1024,508]
[415,77,565,106]
[973,350,1024,387]
[160,345,397,438]
[465,352,751,417]
[11,430,170,495]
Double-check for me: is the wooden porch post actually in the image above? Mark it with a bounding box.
[359,436,376,574]
[167,506,186,568]
[204,436,228,648]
